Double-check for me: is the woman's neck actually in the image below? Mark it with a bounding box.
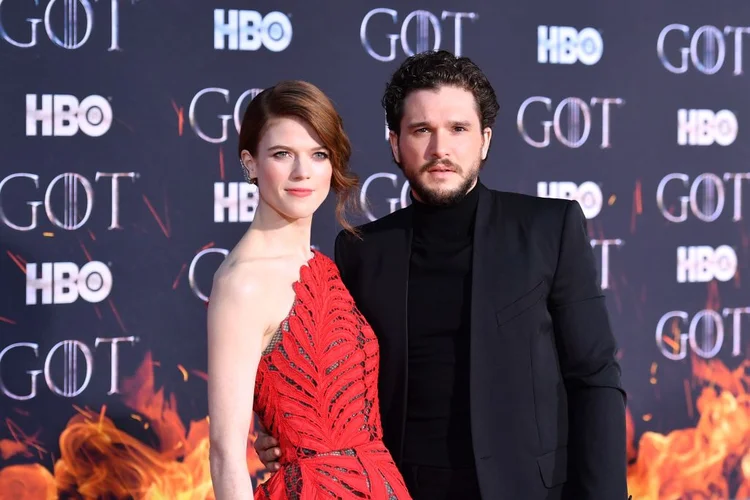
[240,203,313,259]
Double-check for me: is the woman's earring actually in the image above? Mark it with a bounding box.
[240,160,257,185]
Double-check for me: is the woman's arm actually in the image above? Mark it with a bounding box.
[207,265,268,499]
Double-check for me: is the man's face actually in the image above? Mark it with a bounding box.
[389,85,492,206]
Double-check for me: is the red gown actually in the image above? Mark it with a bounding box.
[253,250,412,499]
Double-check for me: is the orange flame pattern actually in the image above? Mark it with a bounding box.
[2,352,749,498]
[626,357,750,499]
[0,352,269,500]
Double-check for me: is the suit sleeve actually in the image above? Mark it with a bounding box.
[548,200,629,499]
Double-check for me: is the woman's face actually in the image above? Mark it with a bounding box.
[242,116,333,222]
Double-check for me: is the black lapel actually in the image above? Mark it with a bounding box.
[469,184,520,459]
[470,185,533,338]
[378,209,412,366]
[367,207,412,463]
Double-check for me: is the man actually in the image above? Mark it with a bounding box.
[255,50,629,499]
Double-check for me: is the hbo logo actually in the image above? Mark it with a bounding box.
[213,9,292,52]
[26,261,113,305]
[537,181,603,219]
[677,109,738,146]
[677,245,738,283]
[26,94,112,137]
[537,25,603,65]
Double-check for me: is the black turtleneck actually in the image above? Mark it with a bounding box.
[402,181,480,469]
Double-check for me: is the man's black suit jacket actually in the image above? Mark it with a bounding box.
[334,183,629,499]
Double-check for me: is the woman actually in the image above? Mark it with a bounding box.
[207,80,411,500]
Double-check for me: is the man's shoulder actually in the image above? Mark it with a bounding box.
[359,204,412,231]
[491,188,570,212]
[336,188,579,249]
[489,188,573,226]
[336,206,411,247]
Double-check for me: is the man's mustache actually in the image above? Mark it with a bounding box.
[419,159,461,173]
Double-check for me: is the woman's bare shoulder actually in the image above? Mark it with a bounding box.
[210,254,297,304]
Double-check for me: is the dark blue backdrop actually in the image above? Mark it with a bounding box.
[1,1,749,498]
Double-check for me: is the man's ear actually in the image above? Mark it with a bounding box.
[481,127,492,160]
[388,130,400,164]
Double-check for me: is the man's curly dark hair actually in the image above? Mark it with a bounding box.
[382,50,499,136]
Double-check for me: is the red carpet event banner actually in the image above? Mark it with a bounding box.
[1,1,749,498]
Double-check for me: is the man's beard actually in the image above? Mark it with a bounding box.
[405,157,481,207]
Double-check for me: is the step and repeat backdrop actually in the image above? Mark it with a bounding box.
[1,0,749,498]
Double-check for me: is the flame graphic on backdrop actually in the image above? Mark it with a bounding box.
[626,357,750,500]
[0,352,269,499]
[1,353,749,498]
